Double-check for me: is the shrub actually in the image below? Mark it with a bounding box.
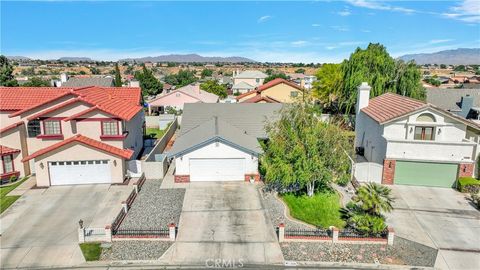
[336,174,350,187]
[457,177,480,194]
[471,194,480,209]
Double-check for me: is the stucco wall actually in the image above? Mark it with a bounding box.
[124,111,145,158]
[0,126,30,177]
[355,112,387,164]
[175,142,258,176]
[33,143,125,187]
[148,92,199,110]
[260,83,302,103]
[233,78,264,87]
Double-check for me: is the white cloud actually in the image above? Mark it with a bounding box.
[338,10,351,16]
[325,41,365,50]
[330,25,350,32]
[347,0,416,14]
[291,40,309,47]
[312,23,321,27]
[429,39,453,44]
[361,29,371,33]
[257,15,272,23]
[442,0,480,23]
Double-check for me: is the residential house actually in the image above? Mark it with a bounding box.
[236,78,303,103]
[354,83,480,188]
[147,84,219,115]
[168,103,282,182]
[59,74,115,87]
[426,88,480,121]
[232,70,268,94]
[0,86,144,186]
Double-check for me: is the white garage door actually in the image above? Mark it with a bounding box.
[49,160,111,185]
[189,158,245,181]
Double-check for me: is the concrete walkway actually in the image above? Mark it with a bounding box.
[7,176,36,196]
[159,181,284,266]
[387,185,480,270]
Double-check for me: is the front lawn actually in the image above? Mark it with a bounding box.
[0,177,28,214]
[145,127,166,139]
[79,243,102,261]
[282,191,345,229]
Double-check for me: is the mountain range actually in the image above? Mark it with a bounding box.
[119,54,256,63]
[399,48,480,65]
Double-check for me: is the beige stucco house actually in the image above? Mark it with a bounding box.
[236,78,303,103]
[0,86,144,186]
[232,70,268,94]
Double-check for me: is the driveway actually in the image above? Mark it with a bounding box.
[0,184,131,269]
[387,185,480,270]
[159,182,284,266]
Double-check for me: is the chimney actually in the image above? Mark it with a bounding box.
[300,78,305,88]
[60,73,68,83]
[460,95,474,118]
[356,82,371,115]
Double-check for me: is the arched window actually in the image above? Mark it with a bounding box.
[416,113,436,123]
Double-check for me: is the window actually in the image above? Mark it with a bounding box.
[256,78,260,83]
[290,91,299,97]
[2,155,14,173]
[416,113,436,123]
[27,120,41,137]
[414,126,434,140]
[43,120,61,135]
[102,121,119,135]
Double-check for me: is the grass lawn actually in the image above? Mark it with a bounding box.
[282,191,346,229]
[0,177,28,214]
[79,243,102,261]
[145,127,167,139]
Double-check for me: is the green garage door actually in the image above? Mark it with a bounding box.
[394,161,458,188]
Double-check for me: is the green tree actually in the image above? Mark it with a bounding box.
[354,183,394,216]
[261,102,351,196]
[454,65,466,72]
[134,65,163,96]
[395,60,425,100]
[295,68,306,74]
[0,55,18,86]
[164,70,197,87]
[264,72,288,84]
[89,67,100,75]
[23,77,51,87]
[201,69,213,78]
[440,64,447,69]
[200,80,227,98]
[312,63,342,109]
[114,63,122,87]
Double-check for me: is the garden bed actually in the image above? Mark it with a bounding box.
[280,236,437,267]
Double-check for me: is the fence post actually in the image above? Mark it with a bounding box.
[105,225,112,242]
[331,226,339,243]
[169,223,176,241]
[387,227,395,246]
[134,184,139,194]
[278,223,285,242]
[122,201,128,213]
[78,228,85,243]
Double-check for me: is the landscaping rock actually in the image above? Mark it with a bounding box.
[280,236,437,267]
[101,241,173,261]
[119,179,185,229]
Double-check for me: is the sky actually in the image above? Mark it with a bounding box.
[1,0,479,63]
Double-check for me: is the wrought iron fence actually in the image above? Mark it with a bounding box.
[136,173,146,192]
[112,209,127,233]
[125,190,137,208]
[113,228,169,238]
[338,228,388,239]
[285,228,331,239]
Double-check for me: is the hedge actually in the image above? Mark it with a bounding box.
[457,177,480,194]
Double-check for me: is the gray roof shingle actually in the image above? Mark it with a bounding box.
[426,88,480,112]
[62,77,114,87]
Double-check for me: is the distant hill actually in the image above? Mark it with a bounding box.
[399,48,480,65]
[119,53,256,63]
[58,57,94,62]
[6,56,31,61]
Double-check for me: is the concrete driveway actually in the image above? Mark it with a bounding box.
[0,184,131,269]
[159,182,284,266]
[387,185,480,270]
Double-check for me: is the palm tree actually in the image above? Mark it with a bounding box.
[354,182,394,216]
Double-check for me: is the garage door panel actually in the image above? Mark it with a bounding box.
[190,158,245,181]
[394,161,458,188]
[49,160,111,185]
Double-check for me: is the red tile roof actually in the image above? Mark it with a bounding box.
[361,93,427,123]
[0,86,143,121]
[22,134,134,161]
[0,145,20,155]
[0,121,24,135]
[242,95,281,103]
[236,78,302,101]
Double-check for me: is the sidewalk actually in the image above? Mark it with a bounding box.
[8,176,36,196]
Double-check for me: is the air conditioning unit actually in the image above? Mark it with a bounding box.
[355,147,365,156]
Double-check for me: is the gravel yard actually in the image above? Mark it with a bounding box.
[119,179,185,229]
[281,236,438,267]
[101,241,173,261]
[260,188,312,230]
